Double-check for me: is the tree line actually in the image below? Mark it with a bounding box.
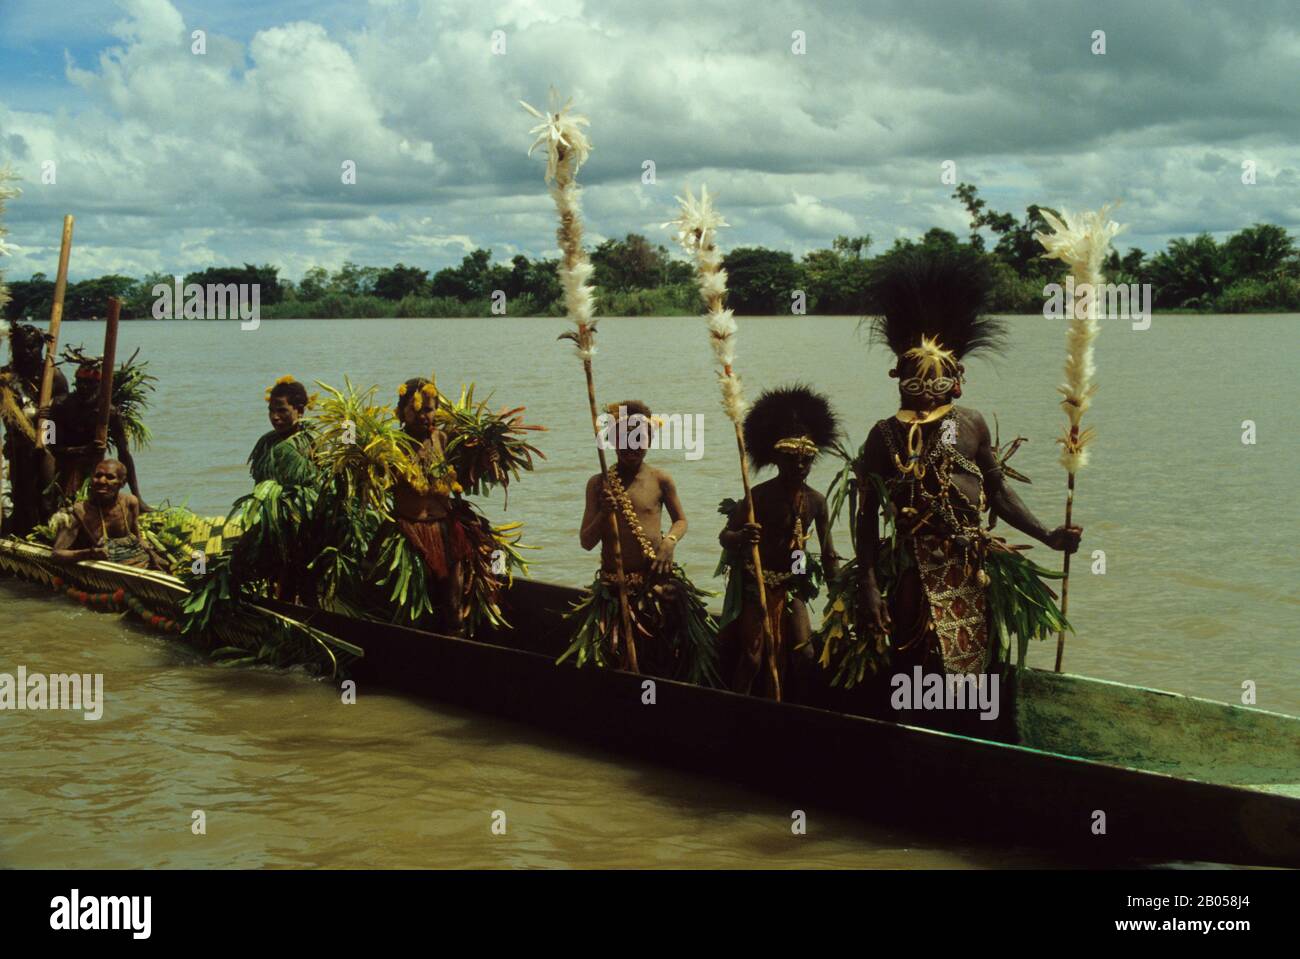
[4,184,1297,321]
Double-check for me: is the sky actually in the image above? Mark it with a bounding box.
[0,0,1297,282]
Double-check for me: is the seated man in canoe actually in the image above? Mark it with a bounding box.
[43,348,147,508]
[563,400,718,684]
[249,376,317,485]
[50,458,164,569]
[818,248,1080,710]
[717,385,839,700]
[0,322,67,534]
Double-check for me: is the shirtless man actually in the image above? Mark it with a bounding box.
[575,400,713,679]
[719,386,839,700]
[51,459,163,569]
[0,323,67,533]
[393,377,466,636]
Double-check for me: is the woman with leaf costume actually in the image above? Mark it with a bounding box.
[817,248,1081,701]
[315,375,542,636]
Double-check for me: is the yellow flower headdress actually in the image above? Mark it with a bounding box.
[264,374,298,402]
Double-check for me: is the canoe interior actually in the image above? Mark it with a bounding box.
[1016,668,1300,796]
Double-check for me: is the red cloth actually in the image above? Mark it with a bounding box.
[397,516,472,578]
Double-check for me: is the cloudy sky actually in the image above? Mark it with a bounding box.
[1,0,1297,282]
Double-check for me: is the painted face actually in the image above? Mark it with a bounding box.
[89,461,126,500]
[267,396,301,435]
[896,359,960,410]
[898,374,957,399]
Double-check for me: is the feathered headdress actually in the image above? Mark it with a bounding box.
[743,384,840,469]
[867,248,1006,373]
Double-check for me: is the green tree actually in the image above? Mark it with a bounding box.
[591,234,671,291]
[1222,223,1295,280]
[185,264,284,306]
[65,275,138,319]
[327,261,379,297]
[298,266,329,301]
[374,263,430,300]
[722,247,802,315]
[1148,234,1225,309]
[3,272,54,320]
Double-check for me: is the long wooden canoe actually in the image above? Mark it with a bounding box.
[3,537,1297,867]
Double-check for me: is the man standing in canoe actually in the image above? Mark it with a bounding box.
[564,400,718,684]
[0,323,67,534]
[50,458,164,569]
[851,248,1081,687]
[718,385,840,699]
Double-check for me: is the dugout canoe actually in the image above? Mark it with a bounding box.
[3,537,1297,867]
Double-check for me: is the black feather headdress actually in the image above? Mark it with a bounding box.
[743,384,840,469]
[867,248,1006,372]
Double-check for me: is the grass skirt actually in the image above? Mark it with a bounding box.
[559,565,720,686]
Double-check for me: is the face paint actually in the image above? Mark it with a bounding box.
[899,375,957,398]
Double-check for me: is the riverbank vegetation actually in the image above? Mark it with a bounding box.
[4,185,1297,321]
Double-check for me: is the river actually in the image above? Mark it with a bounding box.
[2,314,1296,867]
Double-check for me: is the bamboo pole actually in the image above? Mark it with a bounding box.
[35,214,74,450]
[667,186,780,699]
[732,416,781,700]
[1035,206,1121,673]
[523,93,638,672]
[1054,466,1076,671]
[583,353,639,673]
[94,297,121,450]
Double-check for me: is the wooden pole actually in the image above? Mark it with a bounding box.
[1054,446,1078,673]
[35,214,74,450]
[733,420,781,701]
[94,297,121,450]
[582,355,639,673]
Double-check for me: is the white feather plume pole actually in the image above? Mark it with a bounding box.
[665,185,782,700]
[0,167,19,316]
[0,166,20,529]
[521,91,596,361]
[664,185,745,422]
[1035,206,1123,473]
[1034,204,1124,671]
[522,91,640,673]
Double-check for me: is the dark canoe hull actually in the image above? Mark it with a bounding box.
[5,540,1296,867]
[267,579,1300,868]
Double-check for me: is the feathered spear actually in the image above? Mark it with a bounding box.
[665,186,782,699]
[521,91,639,672]
[0,166,18,314]
[0,167,20,530]
[1035,205,1123,672]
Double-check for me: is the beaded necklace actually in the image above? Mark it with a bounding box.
[604,468,657,561]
